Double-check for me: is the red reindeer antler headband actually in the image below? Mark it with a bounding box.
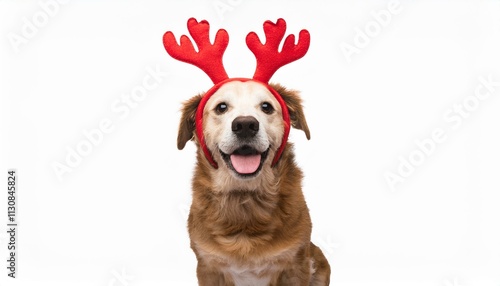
[163,18,310,168]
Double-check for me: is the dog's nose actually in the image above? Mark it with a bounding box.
[232,116,259,138]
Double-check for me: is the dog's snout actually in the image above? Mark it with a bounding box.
[232,116,259,138]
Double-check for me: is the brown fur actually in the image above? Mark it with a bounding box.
[177,83,330,285]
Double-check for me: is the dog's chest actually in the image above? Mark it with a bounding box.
[195,240,300,284]
[226,263,277,286]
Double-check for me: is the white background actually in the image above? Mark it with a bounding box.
[1,0,500,285]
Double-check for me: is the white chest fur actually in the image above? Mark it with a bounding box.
[194,241,305,285]
[226,263,278,286]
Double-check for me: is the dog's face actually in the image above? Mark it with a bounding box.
[177,82,311,186]
[203,81,284,178]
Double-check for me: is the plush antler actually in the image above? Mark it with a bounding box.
[246,18,310,83]
[163,18,229,84]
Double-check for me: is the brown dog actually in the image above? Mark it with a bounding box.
[177,81,331,285]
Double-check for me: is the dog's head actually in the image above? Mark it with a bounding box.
[178,82,310,180]
[166,18,311,187]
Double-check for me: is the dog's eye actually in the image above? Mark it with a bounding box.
[215,102,228,114]
[261,102,274,114]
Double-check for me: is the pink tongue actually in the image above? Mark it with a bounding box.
[230,154,261,174]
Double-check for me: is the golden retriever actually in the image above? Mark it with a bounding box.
[177,80,331,285]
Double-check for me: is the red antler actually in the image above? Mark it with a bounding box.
[246,18,310,83]
[163,18,229,84]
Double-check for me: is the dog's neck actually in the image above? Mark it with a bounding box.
[211,164,279,194]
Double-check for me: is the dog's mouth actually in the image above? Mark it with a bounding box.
[220,146,269,177]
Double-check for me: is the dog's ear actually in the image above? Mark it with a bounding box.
[177,94,203,150]
[271,83,311,140]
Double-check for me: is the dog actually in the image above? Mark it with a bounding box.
[164,17,331,285]
[177,81,331,285]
